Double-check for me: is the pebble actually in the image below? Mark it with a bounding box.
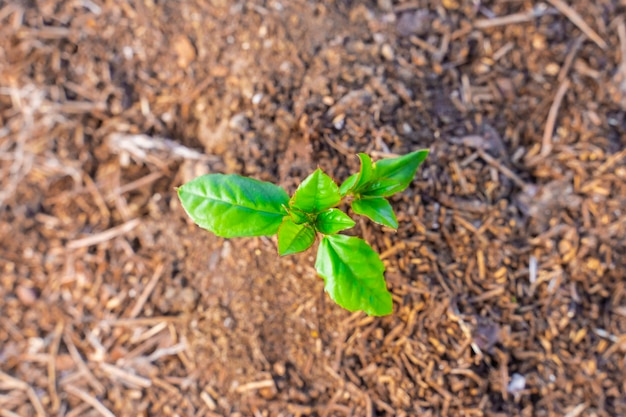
[172,34,196,68]
[332,114,345,130]
[376,0,392,11]
[16,285,37,306]
[545,62,560,75]
[381,43,394,61]
[507,373,526,395]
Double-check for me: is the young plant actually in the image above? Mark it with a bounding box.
[177,150,428,316]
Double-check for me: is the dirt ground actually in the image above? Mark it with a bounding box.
[1,0,625,416]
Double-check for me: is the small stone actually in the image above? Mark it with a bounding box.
[381,43,395,61]
[172,35,196,68]
[122,46,134,60]
[332,114,345,130]
[259,385,277,400]
[532,34,547,50]
[397,10,430,37]
[442,0,460,9]
[377,0,392,11]
[545,62,560,75]
[507,373,526,395]
[229,113,249,131]
[16,285,37,306]
[273,362,286,376]
[252,93,263,105]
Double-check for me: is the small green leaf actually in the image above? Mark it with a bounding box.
[290,168,341,213]
[352,198,398,229]
[278,218,316,256]
[315,209,356,235]
[289,208,310,225]
[339,173,358,196]
[341,150,428,199]
[339,153,375,196]
[370,149,429,194]
[178,174,288,237]
[352,153,375,192]
[315,234,392,316]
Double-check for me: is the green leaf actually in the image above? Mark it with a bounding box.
[315,209,356,235]
[290,168,341,213]
[177,174,288,238]
[352,153,375,192]
[315,234,392,316]
[277,217,316,256]
[352,198,398,229]
[359,178,404,197]
[339,153,374,196]
[370,149,429,195]
[339,173,358,196]
[289,207,310,225]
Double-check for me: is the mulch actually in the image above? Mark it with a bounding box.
[1,0,625,416]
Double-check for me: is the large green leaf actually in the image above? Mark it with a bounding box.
[358,179,404,197]
[177,174,288,237]
[368,149,429,195]
[315,234,392,316]
[352,198,398,229]
[289,168,341,213]
[278,218,316,256]
[315,209,356,235]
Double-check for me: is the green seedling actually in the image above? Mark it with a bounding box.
[177,150,428,316]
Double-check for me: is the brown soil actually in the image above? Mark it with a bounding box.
[1,1,625,416]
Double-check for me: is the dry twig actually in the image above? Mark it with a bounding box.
[558,35,585,82]
[477,150,528,190]
[0,371,46,417]
[64,385,116,417]
[540,79,571,158]
[62,332,106,395]
[67,218,140,249]
[234,379,275,393]
[127,264,165,319]
[547,0,607,49]
[99,363,152,388]
[48,322,64,413]
[474,4,549,29]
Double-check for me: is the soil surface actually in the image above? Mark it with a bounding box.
[1,1,626,416]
